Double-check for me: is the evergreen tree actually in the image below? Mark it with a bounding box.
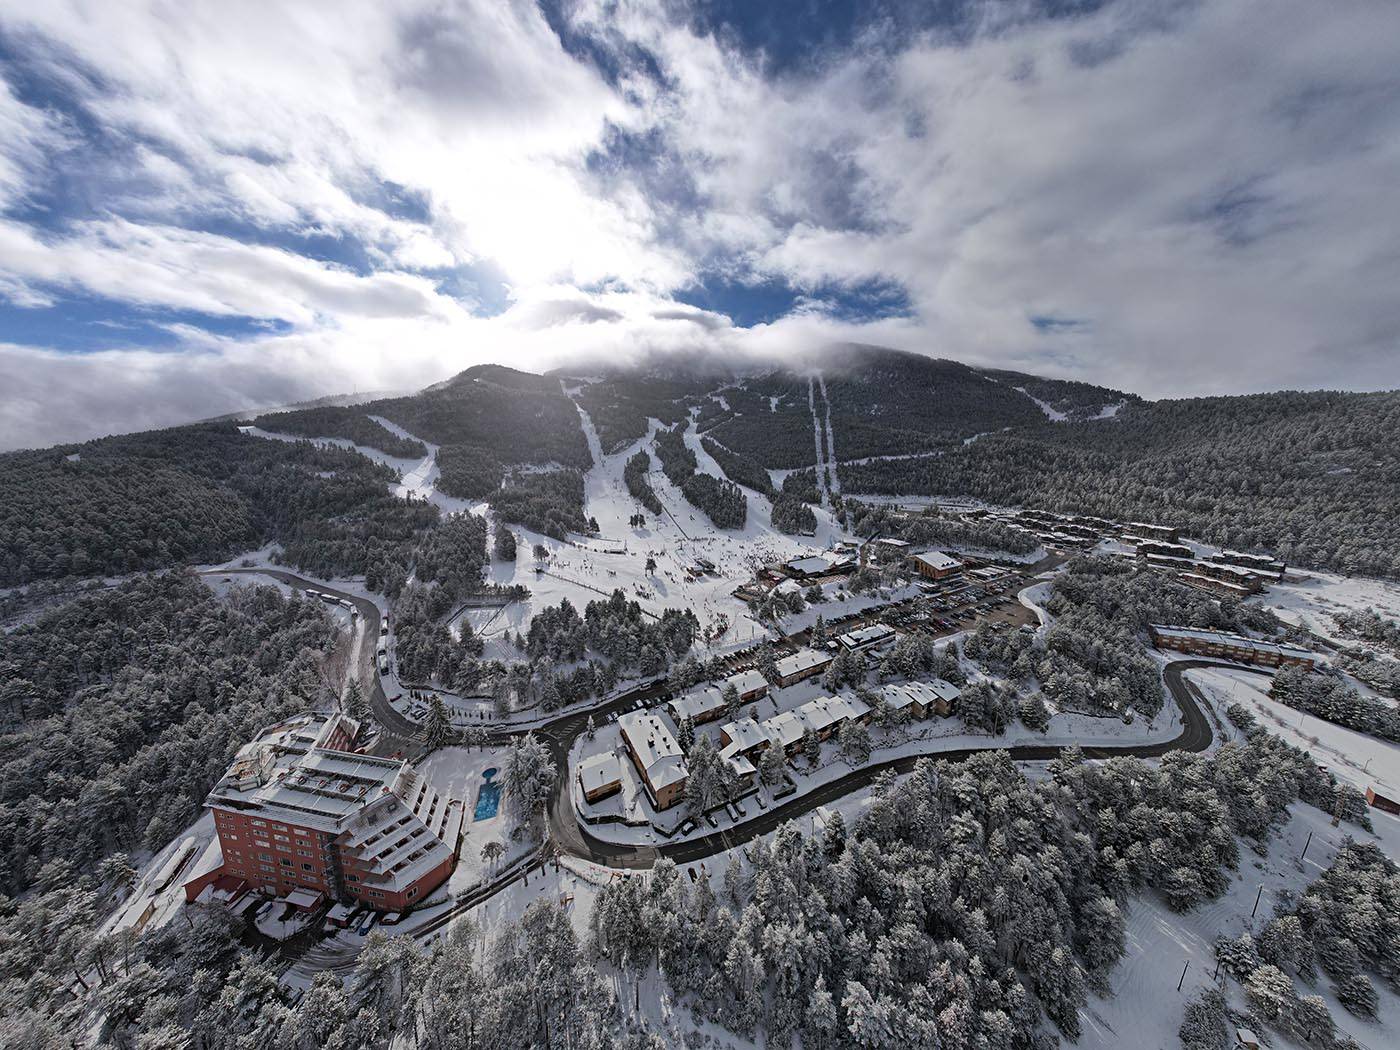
[759,744,786,786]
[343,678,368,722]
[420,694,454,751]
[838,719,873,766]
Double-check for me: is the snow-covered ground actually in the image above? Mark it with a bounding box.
[1014,386,1070,422]
[1187,666,1400,800]
[1252,567,1400,648]
[415,745,535,891]
[1081,800,1400,1050]
[101,812,219,940]
[456,406,850,663]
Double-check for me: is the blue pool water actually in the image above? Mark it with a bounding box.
[473,767,501,821]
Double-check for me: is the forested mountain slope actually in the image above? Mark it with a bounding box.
[373,364,593,498]
[817,347,1049,459]
[552,347,1131,472]
[841,389,1400,576]
[695,348,1130,469]
[976,366,1140,419]
[0,573,339,889]
[0,424,438,588]
[249,405,428,458]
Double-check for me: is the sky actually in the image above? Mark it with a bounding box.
[1,0,1398,450]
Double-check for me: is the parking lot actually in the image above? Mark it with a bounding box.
[813,572,1035,647]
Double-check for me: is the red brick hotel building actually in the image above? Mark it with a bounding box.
[189,712,461,911]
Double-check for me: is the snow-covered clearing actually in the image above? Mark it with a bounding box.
[1187,667,1400,799]
[806,375,831,507]
[1014,386,1070,422]
[1253,568,1400,648]
[1080,801,1400,1050]
[815,372,840,495]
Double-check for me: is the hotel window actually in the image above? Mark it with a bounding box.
[280,858,292,867]
[408,887,418,899]
[251,819,267,827]
[347,874,359,882]
[259,853,273,862]
[302,863,315,871]
[274,834,289,843]
[294,828,309,837]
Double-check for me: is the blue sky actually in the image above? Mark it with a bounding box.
[1,0,1398,448]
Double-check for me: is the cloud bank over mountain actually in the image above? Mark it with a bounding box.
[1,0,1398,448]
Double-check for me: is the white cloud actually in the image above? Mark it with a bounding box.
[0,218,460,324]
[0,0,1398,453]
[0,0,686,292]
[579,0,1400,395]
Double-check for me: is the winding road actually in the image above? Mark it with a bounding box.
[201,568,1257,905]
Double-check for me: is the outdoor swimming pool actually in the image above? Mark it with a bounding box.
[473,767,501,821]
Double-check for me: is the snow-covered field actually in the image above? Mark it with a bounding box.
[1080,801,1400,1050]
[1253,567,1400,647]
[1187,666,1400,799]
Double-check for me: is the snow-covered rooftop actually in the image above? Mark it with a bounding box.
[725,668,768,696]
[205,713,410,832]
[765,710,808,750]
[719,717,769,756]
[910,550,961,572]
[774,647,833,679]
[578,751,623,795]
[838,623,896,649]
[800,694,870,733]
[618,710,688,789]
[725,753,756,779]
[667,685,727,724]
[882,678,960,712]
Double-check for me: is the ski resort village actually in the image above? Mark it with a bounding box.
[5,358,1400,1050]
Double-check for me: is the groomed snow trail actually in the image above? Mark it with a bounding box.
[816,372,840,496]
[807,375,830,508]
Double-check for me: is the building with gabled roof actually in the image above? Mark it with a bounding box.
[667,685,728,725]
[577,751,623,803]
[618,709,688,810]
[773,647,834,686]
[725,668,769,702]
[882,679,960,719]
[718,717,770,757]
[909,550,963,580]
[195,712,461,912]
